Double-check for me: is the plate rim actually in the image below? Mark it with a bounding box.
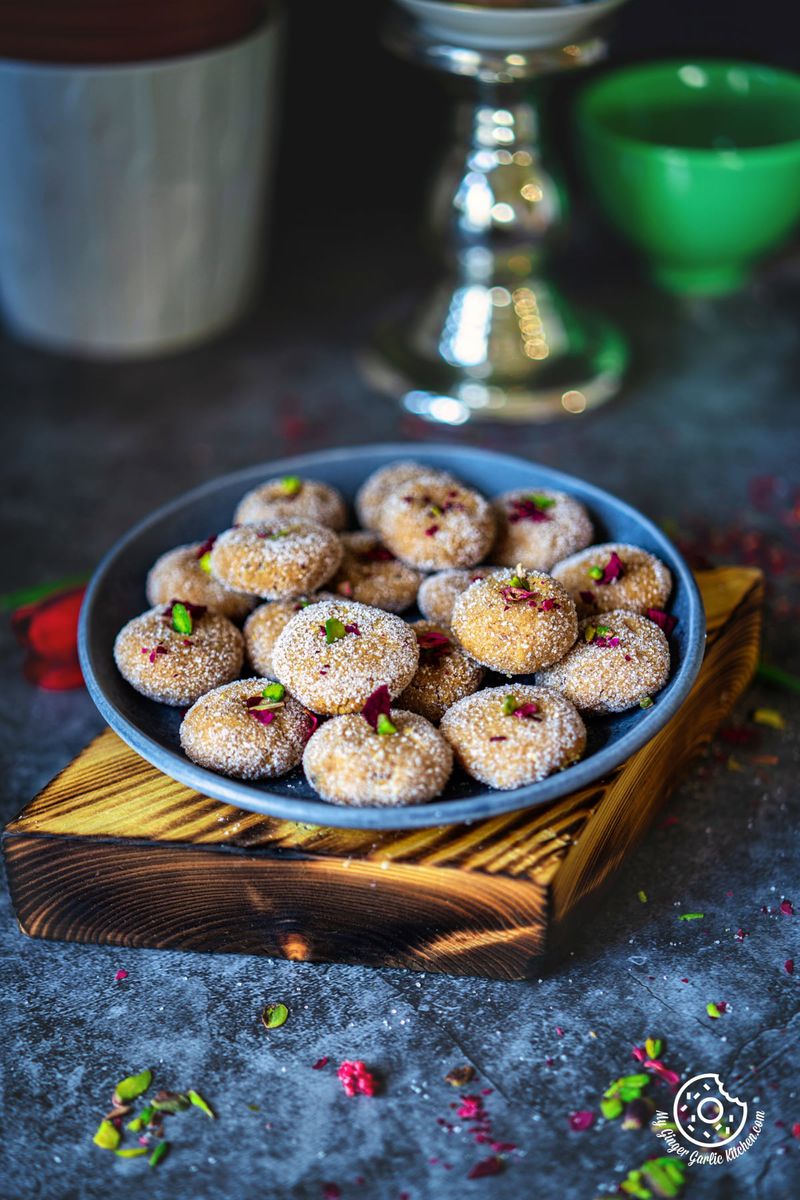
[78,442,707,830]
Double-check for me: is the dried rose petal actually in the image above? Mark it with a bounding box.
[467,1156,504,1179]
[785,959,794,975]
[250,709,276,726]
[312,1056,329,1070]
[344,623,361,637]
[499,585,540,605]
[195,536,217,559]
[512,703,541,722]
[114,969,128,982]
[780,899,794,916]
[304,711,319,739]
[425,524,440,537]
[568,1110,595,1131]
[600,551,624,584]
[362,685,392,731]
[359,545,395,563]
[507,496,551,524]
[647,608,678,636]
[417,629,451,658]
[538,597,559,612]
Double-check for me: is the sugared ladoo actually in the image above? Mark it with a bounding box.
[209,520,342,600]
[146,539,257,622]
[302,685,452,806]
[114,601,244,707]
[243,594,336,679]
[378,477,496,571]
[330,531,423,612]
[440,685,586,790]
[234,475,346,530]
[180,679,314,780]
[551,542,672,618]
[451,568,578,675]
[398,621,484,724]
[417,566,502,628]
[355,461,453,530]
[491,489,593,571]
[537,610,671,714]
[271,598,419,715]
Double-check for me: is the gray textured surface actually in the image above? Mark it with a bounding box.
[1,244,799,1200]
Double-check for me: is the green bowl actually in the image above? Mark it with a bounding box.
[576,60,800,294]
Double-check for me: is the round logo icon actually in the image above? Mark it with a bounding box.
[673,1074,748,1148]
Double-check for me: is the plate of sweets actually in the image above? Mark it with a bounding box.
[79,444,705,829]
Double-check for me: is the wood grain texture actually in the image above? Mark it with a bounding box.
[3,568,763,979]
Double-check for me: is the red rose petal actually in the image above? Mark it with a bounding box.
[467,1156,504,1179]
[785,959,794,975]
[568,1110,595,1132]
[780,899,794,916]
[600,551,624,584]
[114,969,128,982]
[647,608,678,637]
[312,1056,329,1070]
[362,685,392,731]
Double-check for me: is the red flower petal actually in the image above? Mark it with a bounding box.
[785,959,794,975]
[600,551,624,584]
[568,1110,595,1132]
[12,585,85,660]
[312,1056,329,1070]
[467,1156,504,1179]
[362,685,392,731]
[781,899,794,916]
[647,608,678,637]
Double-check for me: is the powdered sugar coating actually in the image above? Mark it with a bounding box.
[552,542,672,617]
[378,478,496,571]
[146,542,257,622]
[417,566,503,627]
[491,489,593,570]
[355,461,454,530]
[303,709,453,806]
[330,531,423,612]
[234,477,346,530]
[440,685,586,790]
[537,610,671,714]
[114,605,244,707]
[272,599,419,715]
[244,593,337,679]
[451,568,578,675]
[398,621,485,724]
[180,678,313,780]
[209,520,342,600]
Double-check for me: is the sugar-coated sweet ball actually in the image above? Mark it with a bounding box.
[451,568,578,675]
[378,478,496,571]
[146,540,257,622]
[209,520,342,600]
[330,531,423,612]
[114,601,244,707]
[417,566,502,627]
[551,542,672,618]
[537,610,671,714]
[303,709,452,806]
[234,475,346,530]
[490,488,593,570]
[180,678,314,780]
[355,461,454,530]
[271,599,419,715]
[243,593,336,679]
[398,621,484,724]
[440,684,586,790]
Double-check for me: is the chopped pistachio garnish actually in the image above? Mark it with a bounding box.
[187,1089,215,1119]
[115,1147,149,1159]
[262,1002,289,1029]
[588,565,604,580]
[324,617,347,644]
[644,1037,662,1059]
[527,493,555,509]
[279,475,303,494]
[502,694,519,716]
[198,551,213,574]
[114,1068,153,1104]
[584,625,597,643]
[376,713,398,735]
[148,1141,169,1168]
[262,683,285,702]
[92,1119,121,1150]
[639,696,654,709]
[171,603,192,636]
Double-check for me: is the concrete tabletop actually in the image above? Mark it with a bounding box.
[1,233,798,1200]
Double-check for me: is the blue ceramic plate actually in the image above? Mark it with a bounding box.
[79,444,706,830]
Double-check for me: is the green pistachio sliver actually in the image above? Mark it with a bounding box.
[644,1037,662,1059]
[127,1103,155,1131]
[171,603,192,636]
[588,565,604,580]
[149,1141,169,1168]
[280,475,302,495]
[527,493,555,509]
[601,1096,624,1120]
[678,912,704,921]
[584,625,597,643]
[114,1068,153,1103]
[325,617,347,644]
[115,1147,149,1159]
[502,694,519,716]
[509,575,524,588]
[639,696,654,709]
[151,1092,190,1114]
[93,1119,121,1150]
[376,713,397,735]
[198,551,213,574]
[187,1089,215,1119]
[262,683,285,702]
[262,1002,289,1030]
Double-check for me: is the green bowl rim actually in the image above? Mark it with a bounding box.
[576,58,800,163]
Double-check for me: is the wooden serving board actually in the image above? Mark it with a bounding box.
[3,568,762,980]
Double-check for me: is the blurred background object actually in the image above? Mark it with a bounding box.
[0,1,281,356]
[577,60,800,295]
[361,0,631,425]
